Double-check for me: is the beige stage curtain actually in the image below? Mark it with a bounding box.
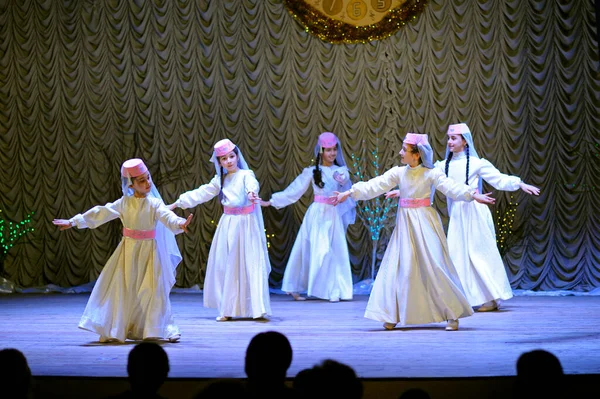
[0,0,598,291]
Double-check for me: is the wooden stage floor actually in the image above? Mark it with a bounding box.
[0,293,600,378]
[2,293,600,380]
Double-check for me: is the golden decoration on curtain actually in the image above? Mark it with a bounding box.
[283,0,428,44]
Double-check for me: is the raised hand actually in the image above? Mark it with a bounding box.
[473,192,495,205]
[520,182,540,196]
[385,190,400,199]
[52,219,72,231]
[180,213,193,233]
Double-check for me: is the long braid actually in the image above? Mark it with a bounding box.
[313,153,325,188]
[445,152,453,176]
[219,165,225,201]
[465,145,470,185]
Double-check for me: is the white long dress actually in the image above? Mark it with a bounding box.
[75,196,185,342]
[270,166,353,301]
[176,170,271,319]
[435,152,519,306]
[351,164,475,326]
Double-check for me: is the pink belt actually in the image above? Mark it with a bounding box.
[314,195,336,205]
[123,228,156,240]
[399,198,431,208]
[223,204,255,215]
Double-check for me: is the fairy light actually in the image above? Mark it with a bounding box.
[0,210,35,258]
[495,196,517,257]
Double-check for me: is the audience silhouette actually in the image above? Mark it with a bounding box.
[0,348,33,399]
[293,359,363,399]
[106,342,170,399]
[514,349,565,399]
[244,331,295,398]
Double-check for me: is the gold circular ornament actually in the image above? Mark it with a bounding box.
[283,0,428,44]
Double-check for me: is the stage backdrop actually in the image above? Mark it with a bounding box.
[0,0,598,291]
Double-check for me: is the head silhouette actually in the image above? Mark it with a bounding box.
[294,359,362,399]
[0,348,32,399]
[514,349,564,399]
[127,342,170,395]
[245,331,292,383]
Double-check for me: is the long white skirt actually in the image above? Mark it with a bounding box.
[281,202,353,301]
[79,238,180,341]
[447,201,514,306]
[365,207,473,326]
[204,212,271,318]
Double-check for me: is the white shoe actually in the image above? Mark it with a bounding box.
[477,300,498,312]
[329,297,340,303]
[216,316,232,321]
[290,292,306,301]
[168,334,181,343]
[383,322,397,330]
[445,319,459,331]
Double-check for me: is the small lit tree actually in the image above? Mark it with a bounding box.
[0,209,35,275]
[350,141,397,284]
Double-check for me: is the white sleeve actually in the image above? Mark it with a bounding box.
[176,175,221,209]
[351,167,400,201]
[478,159,522,191]
[70,198,123,229]
[430,168,475,202]
[269,167,313,209]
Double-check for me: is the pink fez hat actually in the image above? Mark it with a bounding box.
[403,133,429,146]
[318,132,338,149]
[213,139,236,157]
[121,158,148,178]
[447,123,471,135]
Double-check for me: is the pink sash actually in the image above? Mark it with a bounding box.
[399,198,431,208]
[123,227,156,240]
[314,195,336,205]
[223,204,255,215]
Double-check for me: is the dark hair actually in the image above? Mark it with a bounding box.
[313,146,340,188]
[444,142,469,185]
[407,143,422,165]
[218,147,241,201]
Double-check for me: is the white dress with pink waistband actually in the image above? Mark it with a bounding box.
[176,169,272,319]
[350,165,474,326]
[270,165,354,301]
[435,152,519,307]
[73,196,185,342]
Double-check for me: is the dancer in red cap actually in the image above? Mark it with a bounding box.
[262,132,356,302]
[336,133,494,331]
[53,158,193,343]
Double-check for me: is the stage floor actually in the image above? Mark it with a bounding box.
[1,293,600,380]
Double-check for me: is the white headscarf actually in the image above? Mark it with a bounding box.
[314,132,356,228]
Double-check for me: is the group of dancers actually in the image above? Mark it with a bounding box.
[53,123,540,343]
